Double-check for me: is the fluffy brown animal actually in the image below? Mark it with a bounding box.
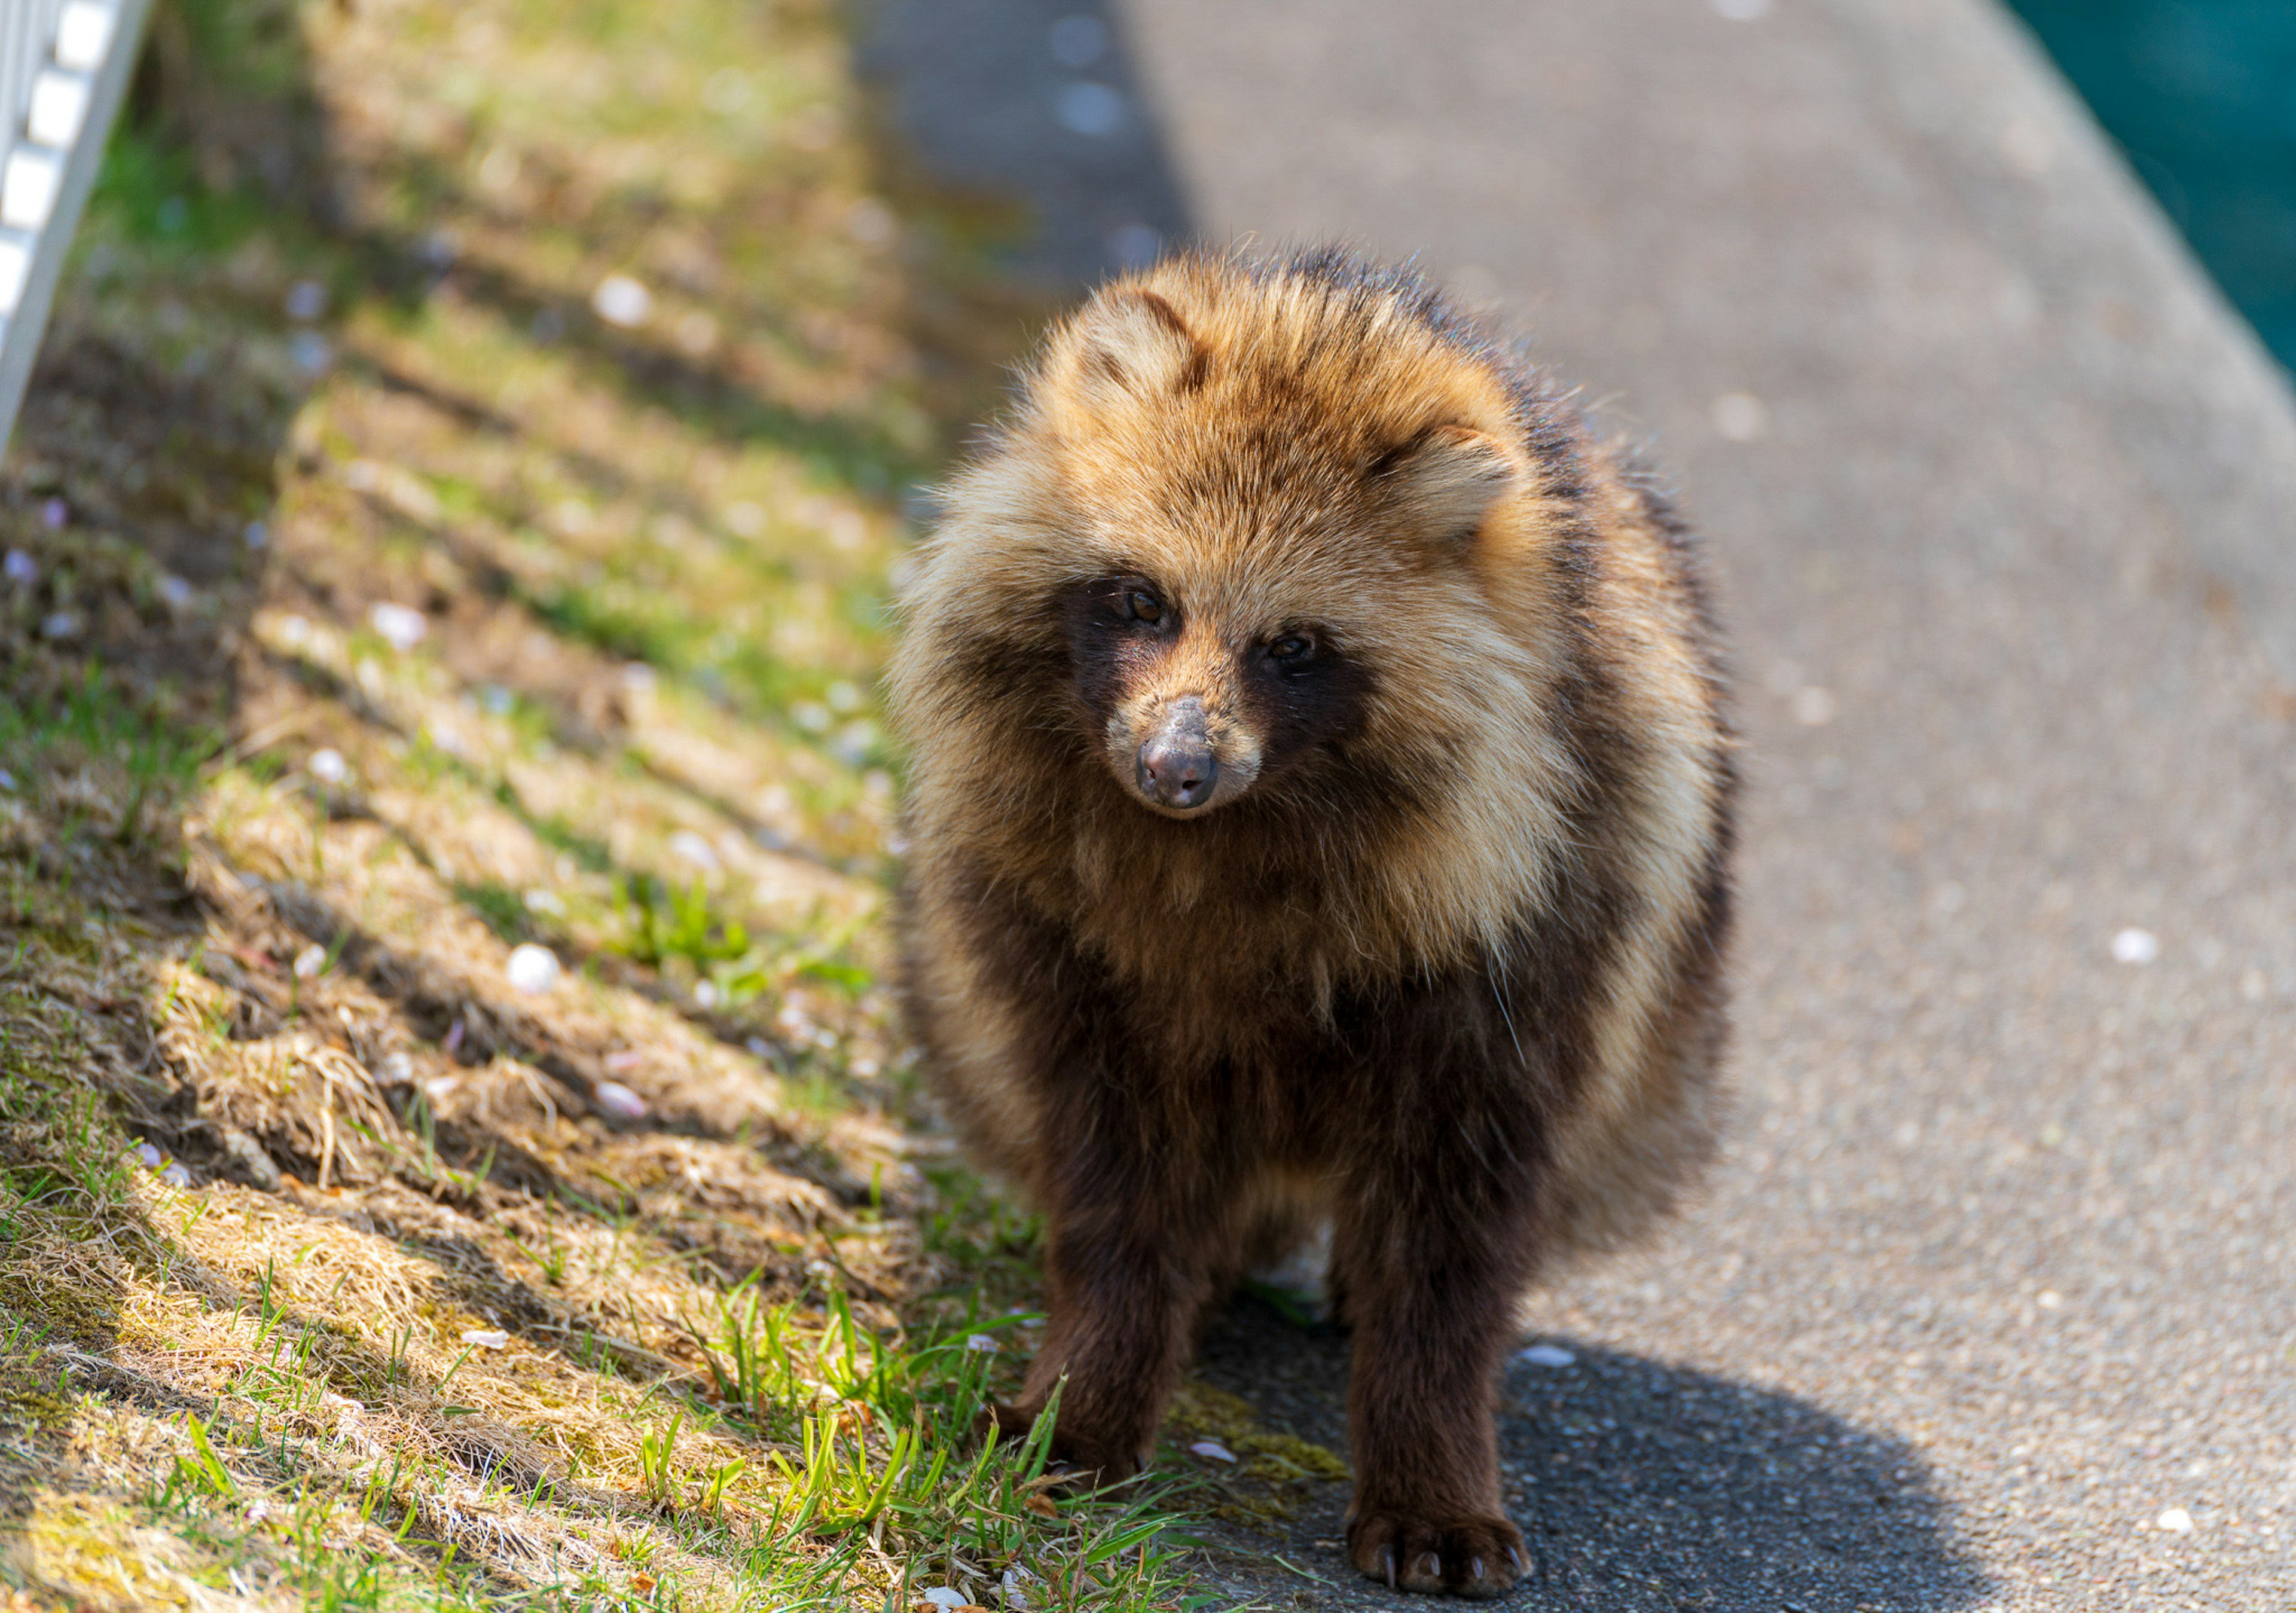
[889,249,1733,1598]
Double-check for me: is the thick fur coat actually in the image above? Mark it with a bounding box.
[889,250,1735,1597]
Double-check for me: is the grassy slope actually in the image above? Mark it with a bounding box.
[0,1,1342,1607]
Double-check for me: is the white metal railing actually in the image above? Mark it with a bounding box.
[0,0,150,449]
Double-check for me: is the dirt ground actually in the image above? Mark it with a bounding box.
[0,2,1350,1608]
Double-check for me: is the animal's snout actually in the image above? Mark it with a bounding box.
[1135,698,1219,811]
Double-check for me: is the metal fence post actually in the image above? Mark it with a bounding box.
[0,0,153,451]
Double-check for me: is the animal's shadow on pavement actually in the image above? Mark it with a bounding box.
[856,0,1192,289]
[1191,1296,1993,1612]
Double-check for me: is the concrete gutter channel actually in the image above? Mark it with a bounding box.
[869,1,2295,1608]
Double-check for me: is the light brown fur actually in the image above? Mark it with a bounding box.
[890,249,1734,1596]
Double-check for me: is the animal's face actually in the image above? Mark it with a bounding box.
[897,264,1572,832]
[1029,282,1543,821]
[1058,566,1375,817]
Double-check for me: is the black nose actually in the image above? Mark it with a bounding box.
[1136,701,1219,809]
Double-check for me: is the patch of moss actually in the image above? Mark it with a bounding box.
[0,1386,74,1434]
[0,1278,121,1354]
[5,1493,197,1611]
[1167,1381,1349,1528]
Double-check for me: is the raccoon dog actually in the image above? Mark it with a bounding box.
[889,250,1733,1597]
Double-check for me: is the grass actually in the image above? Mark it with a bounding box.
[0,0,1349,1608]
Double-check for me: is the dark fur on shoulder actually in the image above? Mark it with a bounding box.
[889,249,1735,1598]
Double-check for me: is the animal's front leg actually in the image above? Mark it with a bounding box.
[1332,1116,1540,1597]
[988,1157,1225,1481]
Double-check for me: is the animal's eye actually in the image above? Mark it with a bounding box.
[1125,589,1164,624]
[1268,633,1315,664]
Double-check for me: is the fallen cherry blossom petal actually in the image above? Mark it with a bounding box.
[369,601,428,651]
[594,1081,648,1121]
[505,943,561,994]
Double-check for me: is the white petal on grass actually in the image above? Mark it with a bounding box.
[369,601,428,651]
[285,279,327,321]
[161,1162,192,1188]
[593,274,652,328]
[832,719,878,765]
[1518,1343,1576,1368]
[292,944,328,980]
[157,574,195,609]
[1188,1440,1238,1462]
[460,1328,510,1351]
[3,548,35,583]
[308,748,348,784]
[594,1081,648,1122]
[670,829,721,871]
[965,1334,999,1352]
[922,1589,970,1610]
[2157,1507,2194,1533]
[692,980,720,1009]
[505,943,561,994]
[137,1142,163,1168]
[2111,928,2160,966]
[290,331,333,375]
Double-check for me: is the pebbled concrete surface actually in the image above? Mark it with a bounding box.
[871,2,2296,1606]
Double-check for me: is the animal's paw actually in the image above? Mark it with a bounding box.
[977,1401,1144,1486]
[1347,1511,1525,1599]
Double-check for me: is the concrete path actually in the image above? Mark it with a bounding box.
[869,3,2296,1606]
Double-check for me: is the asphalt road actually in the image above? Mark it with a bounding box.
[868,2,2296,1606]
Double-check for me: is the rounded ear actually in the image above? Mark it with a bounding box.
[1057,289,1209,412]
[1378,424,1520,543]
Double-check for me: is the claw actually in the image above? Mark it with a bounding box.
[1471,1558,1485,1581]
[1384,1547,1397,1590]
[1506,1545,1525,1574]
[1419,1553,1440,1580]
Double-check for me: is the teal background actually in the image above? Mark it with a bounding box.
[2008,2,2296,368]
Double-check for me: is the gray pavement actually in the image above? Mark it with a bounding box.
[869,2,2296,1606]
